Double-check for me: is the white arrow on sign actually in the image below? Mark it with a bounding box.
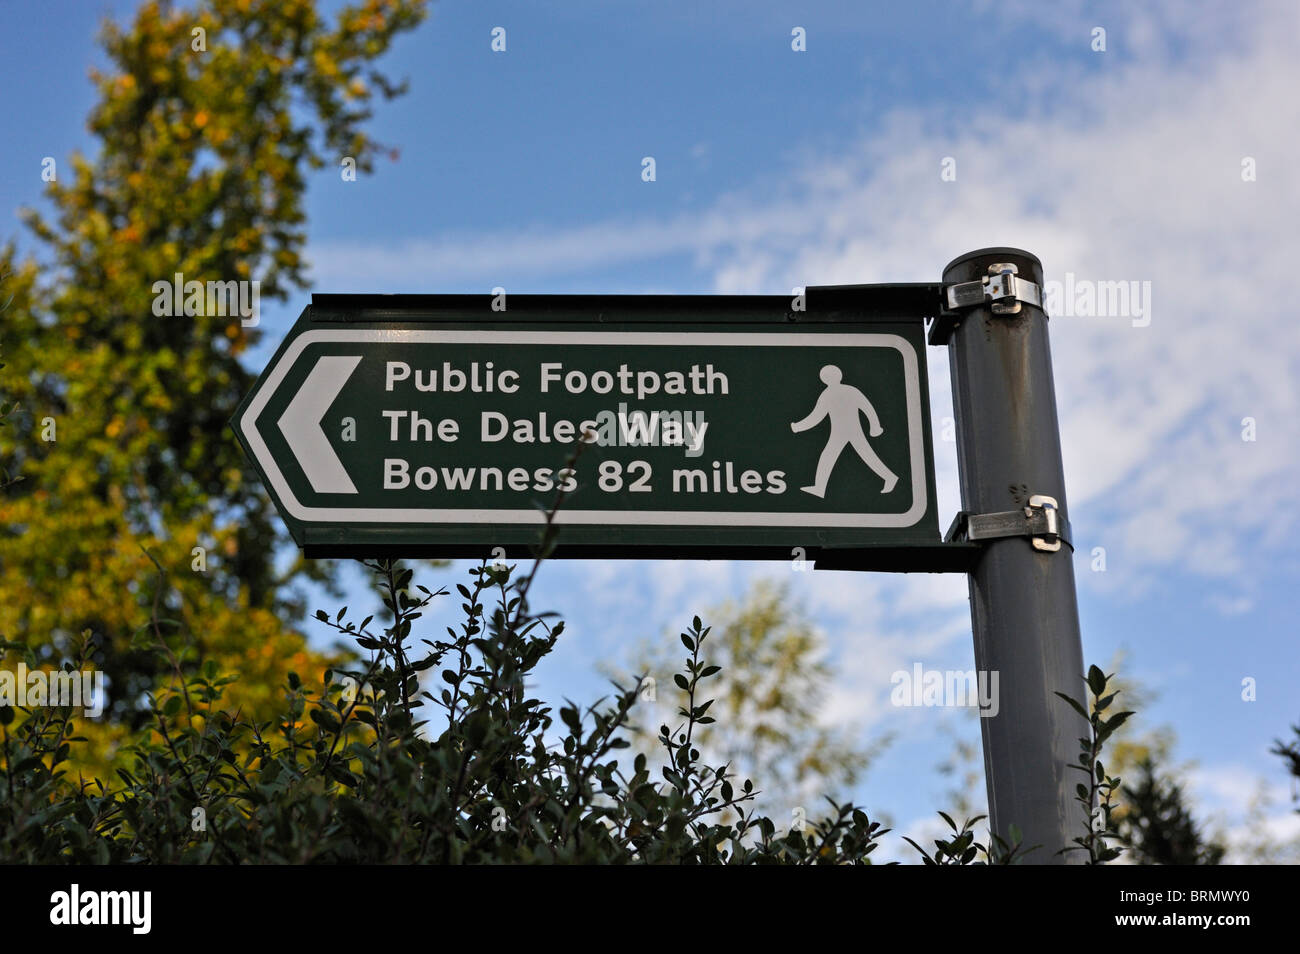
[276,354,362,494]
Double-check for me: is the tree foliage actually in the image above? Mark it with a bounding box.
[1272,723,1300,793]
[1089,656,1226,864]
[0,560,891,863]
[0,0,427,772]
[609,579,885,818]
[1117,757,1225,865]
[0,540,1137,864]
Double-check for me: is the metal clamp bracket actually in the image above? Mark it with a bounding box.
[944,262,1043,315]
[944,494,1071,553]
[929,262,1045,345]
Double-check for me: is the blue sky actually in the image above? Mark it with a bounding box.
[2,0,1298,860]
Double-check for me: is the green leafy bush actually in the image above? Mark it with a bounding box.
[1,543,1138,864]
[1,558,895,863]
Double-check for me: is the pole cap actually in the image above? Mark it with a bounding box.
[942,247,1043,286]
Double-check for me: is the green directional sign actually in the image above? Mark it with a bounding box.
[232,291,943,562]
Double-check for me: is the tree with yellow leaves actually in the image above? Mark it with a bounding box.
[0,0,427,776]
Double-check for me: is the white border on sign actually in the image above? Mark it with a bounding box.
[240,330,930,528]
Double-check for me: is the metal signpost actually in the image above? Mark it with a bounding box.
[233,249,1088,861]
[934,248,1089,864]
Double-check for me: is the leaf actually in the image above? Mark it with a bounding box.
[309,708,340,732]
[1086,665,1107,697]
[1105,711,1134,732]
[902,837,932,863]
[1055,691,1089,721]
[559,706,582,734]
[465,710,490,747]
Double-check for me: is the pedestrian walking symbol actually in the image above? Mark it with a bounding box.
[790,365,899,497]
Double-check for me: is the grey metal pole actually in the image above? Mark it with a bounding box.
[941,247,1088,863]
